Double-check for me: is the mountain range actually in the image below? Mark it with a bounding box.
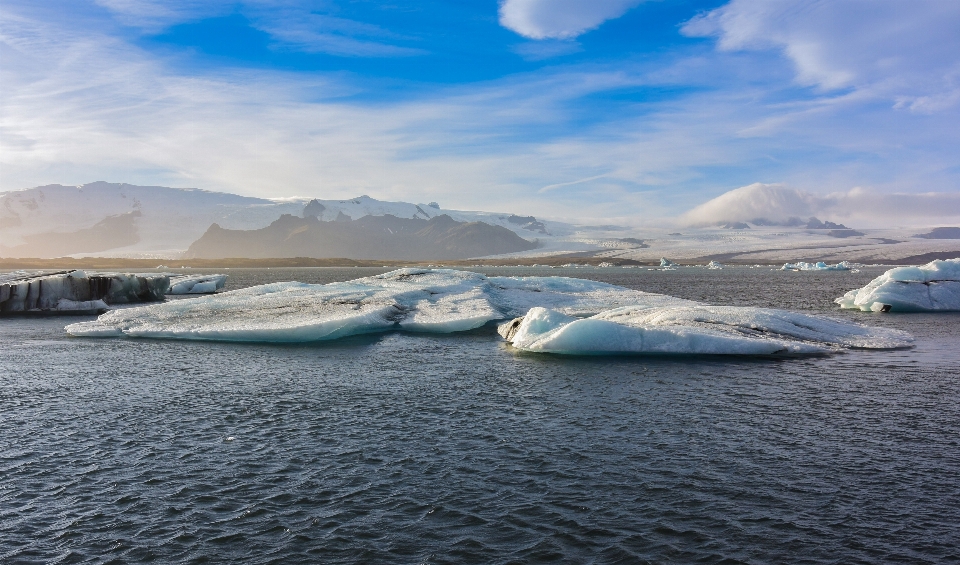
[185,213,538,260]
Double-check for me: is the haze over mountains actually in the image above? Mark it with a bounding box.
[186,214,538,260]
[2,181,960,264]
[0,182,563,260]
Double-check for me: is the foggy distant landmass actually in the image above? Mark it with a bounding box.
[915,227,960,239]
[184,214,539,260]
[0,183,566,258]
[1,211,141,257]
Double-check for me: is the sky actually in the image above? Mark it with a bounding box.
[2,0,960,226]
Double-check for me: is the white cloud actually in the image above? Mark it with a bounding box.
[682,183,960,228]
[682,0,960,110]
[499,0,643,40]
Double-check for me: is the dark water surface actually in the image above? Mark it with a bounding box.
[2,267,959,564]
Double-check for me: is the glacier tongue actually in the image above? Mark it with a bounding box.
[836,258,960,312]
[65,268,913,354]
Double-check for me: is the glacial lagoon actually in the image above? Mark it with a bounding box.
[2,266,959,563]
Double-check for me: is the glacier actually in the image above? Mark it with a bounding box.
[835,258,960,312]
[781,261,853,271]
[64,268,912,355]
[168,274,227,294]
[1,270,168,314]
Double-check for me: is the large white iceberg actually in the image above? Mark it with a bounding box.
[836,258,960,312]
[65,268,912,354]
[167,274,228,294]
[498,306,910,355]
[781,261,853,271]
[66,269,685,341]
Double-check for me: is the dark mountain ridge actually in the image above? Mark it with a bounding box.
[184,214,539,260]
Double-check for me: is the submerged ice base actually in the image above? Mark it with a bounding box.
[836,258,960,312]
[65,268,912,355]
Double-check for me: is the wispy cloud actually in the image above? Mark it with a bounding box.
[682,0,960,110]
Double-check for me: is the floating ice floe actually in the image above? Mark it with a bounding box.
[1,270,168,314]
[659,258,677,268]
[836,258,960,312]
[706,261,723,269]
[498,305,911,355]
[65,268,912,354]
[781,261,854,271]
[167,274,228,295]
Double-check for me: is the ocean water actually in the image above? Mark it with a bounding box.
[2,267,959,564]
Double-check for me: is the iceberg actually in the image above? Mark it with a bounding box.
[168,274,228,294]
[65,268,912,354]
[498,306,910,355]
[66,268,687,341]
[659,258,677,268]
[781,261,853,271]
[1,270,167,314]
[706,261,723,269]
[835,258,960,312]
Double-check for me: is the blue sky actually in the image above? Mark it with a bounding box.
[2,0,960,225]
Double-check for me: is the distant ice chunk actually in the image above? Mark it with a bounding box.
[168,274,227,294]
[499,305,912,355]
[659,258,677,268]
[781,261,853,271]
[836,258,960,312]
[66,268,686,342]
[706,261,723,269]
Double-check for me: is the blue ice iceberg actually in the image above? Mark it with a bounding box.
[836,258,960,312]
[64,268,912,354]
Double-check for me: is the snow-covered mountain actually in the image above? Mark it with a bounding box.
[0,182,570,258]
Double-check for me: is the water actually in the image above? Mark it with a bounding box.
[2,267,959,563]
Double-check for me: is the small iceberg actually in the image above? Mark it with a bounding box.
[498,305,912,355]
[836,258,960,312]
[659,258,677,268]
[168,274,228,295]
[781,261,853,271]
[65,268,912,355]
[706,261,723,270]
